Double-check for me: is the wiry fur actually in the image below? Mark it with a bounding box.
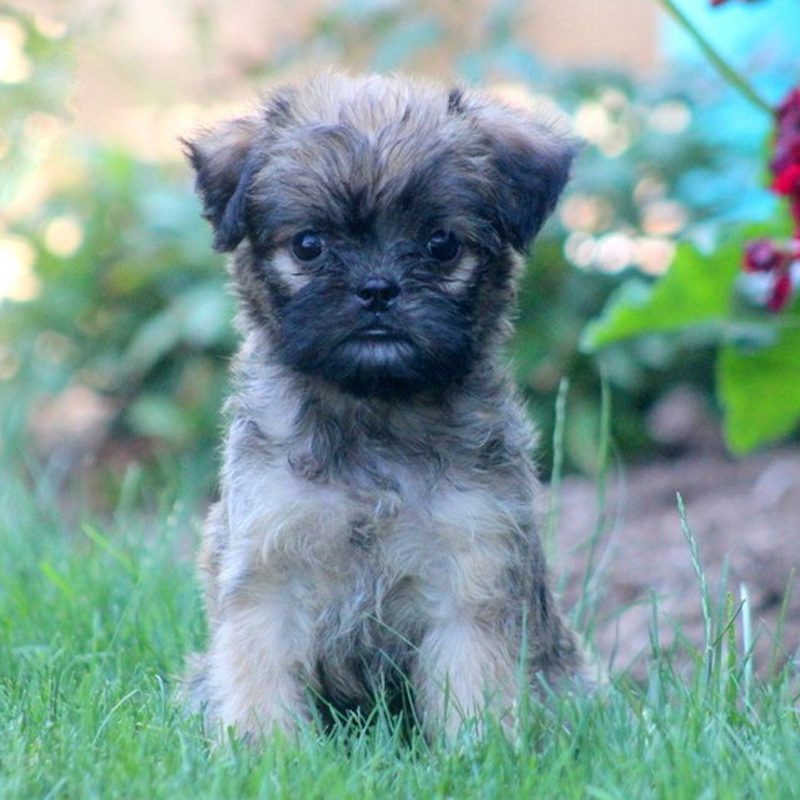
[184,73,585,741]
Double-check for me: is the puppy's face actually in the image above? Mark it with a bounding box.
[186,75,575,399]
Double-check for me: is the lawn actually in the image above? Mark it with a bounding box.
[0,462,797,799]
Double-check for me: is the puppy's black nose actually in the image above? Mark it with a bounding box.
[355,276,400,312]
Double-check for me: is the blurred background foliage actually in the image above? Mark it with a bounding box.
[2,0,799,505]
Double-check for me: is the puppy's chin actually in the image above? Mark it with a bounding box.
[276,313,472,400]
[328,336,426,399]
[288,334,469,400]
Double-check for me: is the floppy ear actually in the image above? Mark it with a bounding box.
[453,91,579,251]
[182,117,261,252]
[490,121,578,251]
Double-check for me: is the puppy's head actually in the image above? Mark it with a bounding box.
[185,74,576,400]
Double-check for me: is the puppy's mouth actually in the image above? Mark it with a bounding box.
[329,323,421,399]
[348,320,410,343]
[336,322,416,365]
[354,327,400,341]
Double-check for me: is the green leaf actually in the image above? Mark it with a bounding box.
[580,221,793,353]
[581,241,740,352]
[717,323,800,453]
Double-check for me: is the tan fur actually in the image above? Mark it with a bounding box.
[183,73,587,743]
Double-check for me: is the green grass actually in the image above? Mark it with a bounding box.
[0,464,798,799]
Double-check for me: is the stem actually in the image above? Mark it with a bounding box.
[656,0,773,116]
[545,376,569,559]
[574,376,612,634]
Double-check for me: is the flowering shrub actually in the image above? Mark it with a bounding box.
[584,2,800,453]
[739,89,800,313]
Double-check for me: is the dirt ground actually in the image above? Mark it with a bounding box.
[553,446,800,680]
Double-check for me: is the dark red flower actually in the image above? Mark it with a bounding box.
[771,88,800,181]
[744,238,789,272]
[767,270,793,312]
[742,238,797,313]
[767,87,800,230]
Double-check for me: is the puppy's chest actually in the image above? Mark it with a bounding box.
[263,453,467,570]
[315,462,437,564]
[229,417,521,576]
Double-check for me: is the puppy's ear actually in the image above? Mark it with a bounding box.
[492,122,577,251]
[182,117,261,252]
[452,91,579,251]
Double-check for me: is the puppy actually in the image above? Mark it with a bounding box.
[184,73,584,741]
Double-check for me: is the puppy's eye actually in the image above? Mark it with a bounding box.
[426,230,461,262]
[291,230,325,262]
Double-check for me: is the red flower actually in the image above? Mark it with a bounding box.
[769,87,800,229]
[773,163,800,195]
[741,238,798,313]
[744,238,789,272]
[771,88,800,184]
[767,270,793,312]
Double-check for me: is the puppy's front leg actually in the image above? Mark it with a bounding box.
[206,574,315,741]
[414,616,518,739]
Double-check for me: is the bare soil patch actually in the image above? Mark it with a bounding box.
[554,447,800,679]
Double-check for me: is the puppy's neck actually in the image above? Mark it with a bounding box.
[233,328,511,441]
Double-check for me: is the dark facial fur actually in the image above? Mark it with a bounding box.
[185,74,576,400]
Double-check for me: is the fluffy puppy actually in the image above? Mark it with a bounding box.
[184,73,584,741]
